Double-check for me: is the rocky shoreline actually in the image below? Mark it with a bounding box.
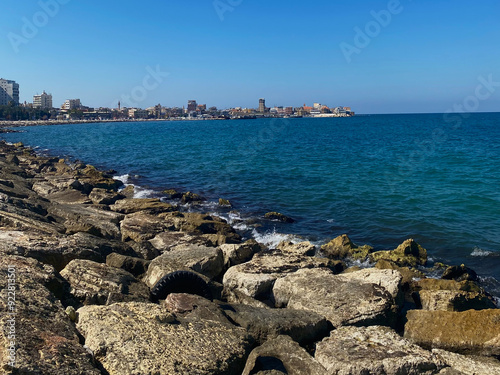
[0,140,499,374]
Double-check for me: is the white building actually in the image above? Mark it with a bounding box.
[62,99,81,110]
[33,91,53,109]
[0,78,20,106]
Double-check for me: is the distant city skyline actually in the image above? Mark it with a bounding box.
[1,1,499,114]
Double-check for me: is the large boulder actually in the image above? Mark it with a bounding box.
[143,244,224,288]
[149,231,214,252]
[220,239,262,268]
[77,302,253,374]
[432,349,500,375]
[110,198,174,214]
[272,268,398,327]
[0,256,100,374]
[276,241,316,256]
[220,303,329,345]
[320,234,374,260]
[241,335,326,375]
[106,252,150,277]
[120,212,174,242]
[60,259,150,305]
[370,239,428,267]
[404,309,500,356]
[222,250,345,301]
[315,325,445,374]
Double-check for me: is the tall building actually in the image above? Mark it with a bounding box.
[33,91,53,109]
[187,100,197,112]
[0,78,20,106]
[62,99,81,110]
[259,98,266,112]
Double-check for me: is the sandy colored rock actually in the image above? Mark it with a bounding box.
[223,250,345,300]
[77,302,252,374]
[220,239,262,268]
[110,198,174,214]
[315,325,445,374]
[404,309,500,356]
[370,238,427,267]
[433,349,500,375]
[60,259,150,305]
[321,234,374,260]
[276,240,316,256]
[417,289,496,311]
[272,268,397,327]
[89,188,125,205]
[106,252,150,277]
[120,211,173,242]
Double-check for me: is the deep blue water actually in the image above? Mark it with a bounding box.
[3,113,500,293]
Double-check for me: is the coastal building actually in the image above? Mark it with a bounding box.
[62,99,81,110]
[0,78,20,106]
[33,91,53,109]
[128,108,148,119]
[187,100,197,112]
[259,98,266,113]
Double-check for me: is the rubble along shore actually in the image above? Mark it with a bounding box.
[0,140,499,374]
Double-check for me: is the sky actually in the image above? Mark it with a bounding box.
[1,0,499,114]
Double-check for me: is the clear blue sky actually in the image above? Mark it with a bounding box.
[1,0,499,114]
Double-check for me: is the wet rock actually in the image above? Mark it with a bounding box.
[220,239,262,268]
[370,238,428,267]
[442,265,479,282]
[180,191,204,203]
[223,250,345,300]
[219,198,232,207]
[0,255,100,374]
[110,198,175,214]
[76,164,123,193]
[241,335,326,375]
[106,252,150,277]
[272,268,398,327]
[0,230,135,271]
[433,349,500,375]
[320,234,374,260]
[119,184,135,198]
[220,303,330,344]
[276,240,316,256]
[77,302,253,374]
[315,325,445,374]
[162,188,183,199]
[404,309,500,356]
[264,211,295,223]
[88,188,125,205]
[60,259,150,305]
[143,244,224,288]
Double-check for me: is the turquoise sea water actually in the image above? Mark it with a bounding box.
[3,113,500,294]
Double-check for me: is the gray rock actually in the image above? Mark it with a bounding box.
[404,309,500,356]
[120,211,174,242]
[220,303,330,344]
[106,252,150,277]
[220,239,262,268]
[432,349,500,375]
[316,325,445,374]
[60,259,150,305]
[77,302,253,374]
[149,230,212,252]
[272,268,397,327]
[164,293,231,325]
[241,335,326,375]
[88,188,125,205]
[275,240,316,256]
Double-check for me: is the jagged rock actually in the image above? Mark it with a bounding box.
[223,250,345,300]
[442,265,479,282]
[370,239,428,267]
[264,211,295,223]
[220,303,330,344]
[60,259,150,305]
[110,198,174,214]
[47,203,124,239]
[163,293,231,324]
[320,234,374,260]
[0,230,135,271]
[202,233,236,246]
[219,198,232,207]
[415,289,496,311]
[404,309,500,356]
[120,212,174,242]
[119,184,135,198]
[220,239,262,268]
[272,268,397,327]
[340,268,403,302]
[241,335,326,375]
[224,289,272,309]
[433,349,500,375]
[180,191,204,203]
[276,241,316,256]
[143,244,224,288]
[0,255,100,374]
[77,302,253,374]
[315,325,445,374]
[106,252,150,277]
[76,164,123,193]
[162,188,183,199]
[375,259,425,289]
[88,188,125,205]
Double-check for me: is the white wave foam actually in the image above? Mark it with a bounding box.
[113,174,130,185]
[251,228,301,249]
[133,187,156,199]
[471,246,493,257]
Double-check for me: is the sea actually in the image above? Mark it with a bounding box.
[3,113,500,297]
